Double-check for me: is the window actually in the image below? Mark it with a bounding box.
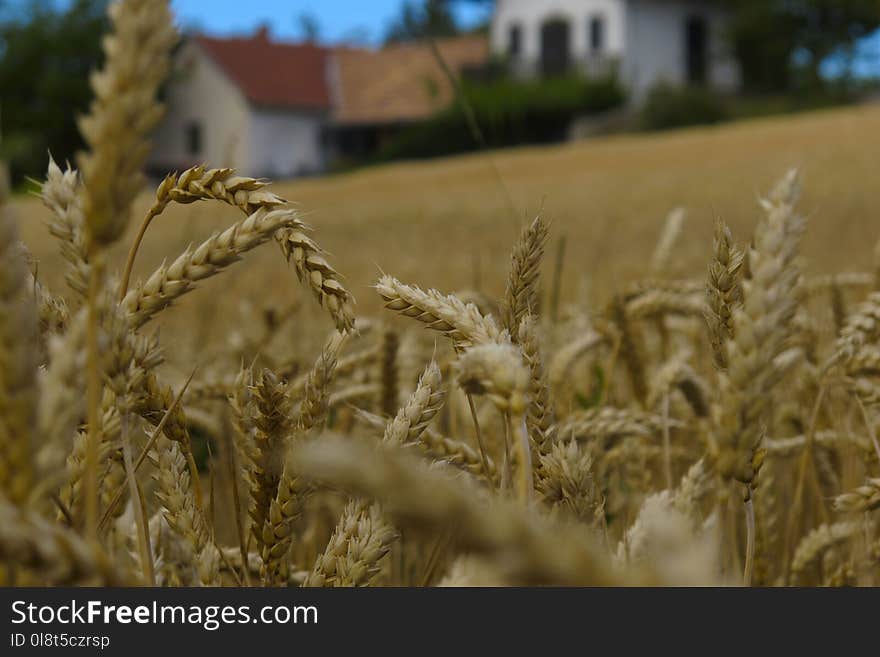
[186,121,202,156]
[589,16,605,53]
[508,24,522,58]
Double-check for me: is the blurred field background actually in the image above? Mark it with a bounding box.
[14,102,880,361]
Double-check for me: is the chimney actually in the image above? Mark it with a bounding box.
[255,23,270,42]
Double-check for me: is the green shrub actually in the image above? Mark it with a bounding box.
[376,74,626,161]
[641,83,729,131]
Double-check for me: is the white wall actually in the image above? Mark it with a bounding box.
[247,109,327,179]
[492,0,627,75]
[490,0,741,99]
[148,42,250,174]
[622,0,741,100]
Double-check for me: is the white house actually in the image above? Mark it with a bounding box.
[149,5,743,180]
[149,28,332,179]
[148,30,488,179]
[491,0,740,99]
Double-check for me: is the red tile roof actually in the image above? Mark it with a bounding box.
[333,36,490,126]
[195,31,332,111]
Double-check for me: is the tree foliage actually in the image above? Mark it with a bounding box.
[0,0,108,185]
[725,1,879,92]
[384,0,460,44]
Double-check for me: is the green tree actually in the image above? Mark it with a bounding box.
[432,1,880,93]
[727,0,880,93]
[0,0,108,185]
[384,0,459,43]
[297,11,321,43]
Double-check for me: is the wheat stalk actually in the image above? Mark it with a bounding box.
[0,189,39,507]
[0,495,128,585]
[292,437,631,585]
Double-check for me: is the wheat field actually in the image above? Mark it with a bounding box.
[3,0,880,587]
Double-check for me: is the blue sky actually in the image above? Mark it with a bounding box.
[2,1,877,74]
[172,0,876,74]
[170,0,492,45]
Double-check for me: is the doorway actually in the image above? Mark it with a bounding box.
[541,19,571,76]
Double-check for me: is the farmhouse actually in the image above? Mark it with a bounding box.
[149,1,741,179]
[148,30,487,179]
[491,0,740,98]
[149,28,333,179]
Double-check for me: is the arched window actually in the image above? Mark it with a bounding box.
[540,18,571,76]
[508,23,522,58]
[589,15,605,53]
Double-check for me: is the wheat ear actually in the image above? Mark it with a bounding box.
[536,439,600,523]
[248,370,292,558]
[714,170,805,486]
[826,292,880,372]
[260,337,343,585]
[833,478,880,513]
[119,166,287,300]
[501,214,549,335]
[457,342,532,499]
[40,157,90,297]
[77,0,176,247]
[519,316,556,460]
[353,409,496,481]
[306,361,441,587]
[275,227,356,333]
[376,274,504,350]
[292,437,627,586]
[151,436,219,586]
[122,207,309,329]
[790,521,860,584]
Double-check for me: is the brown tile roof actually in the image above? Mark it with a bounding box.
[195,31,332,111]
[332,35,490,126]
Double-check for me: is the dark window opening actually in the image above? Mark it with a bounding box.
[685,16,708,85]
[186,121,202,156]
[589,16,605,53]
[540,19,571,77]
[509,24,522,58]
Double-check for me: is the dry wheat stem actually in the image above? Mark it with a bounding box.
[0,195,39,507]
[0,494,128,585]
